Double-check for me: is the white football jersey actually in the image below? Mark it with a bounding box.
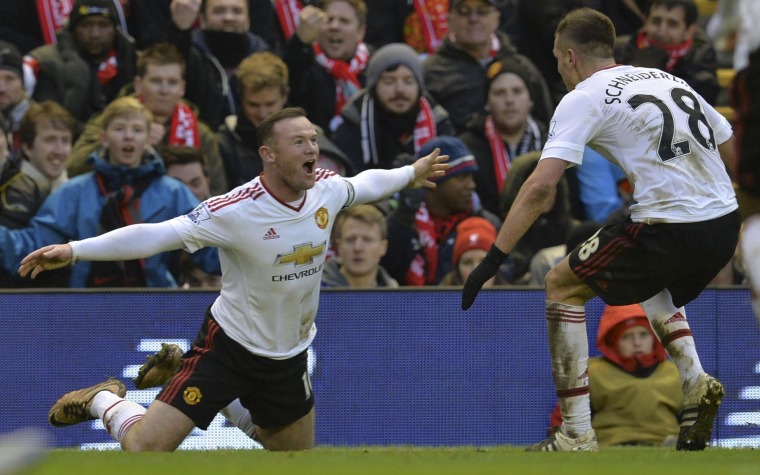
[541,65,737,223]
[169,169,356,359]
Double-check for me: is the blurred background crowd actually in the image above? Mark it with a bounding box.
[0,0,754,291]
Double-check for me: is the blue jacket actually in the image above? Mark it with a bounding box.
[0,153,220,287]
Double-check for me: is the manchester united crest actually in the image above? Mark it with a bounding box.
[183,386,202,405]
[315,207,329,229]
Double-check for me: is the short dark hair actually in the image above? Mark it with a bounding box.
[137,42,186,78]
[161,145,208,176]
[18,101,75,148]
[647,0,698,26]
[555,8,615,59]
[257,107,307,148]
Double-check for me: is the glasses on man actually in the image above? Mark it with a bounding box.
[453,5,496,17]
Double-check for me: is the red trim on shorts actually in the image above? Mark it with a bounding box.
[573,223,644,278]
[160,320,221,403]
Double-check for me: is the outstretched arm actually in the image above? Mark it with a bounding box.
[19,221,185,279]
[347,148,449,205]
[462,158,567,309]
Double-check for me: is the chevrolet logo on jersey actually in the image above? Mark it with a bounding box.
[274,242,326,267]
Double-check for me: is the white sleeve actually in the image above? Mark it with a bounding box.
[344,165,415,206]
[70,221,185,262]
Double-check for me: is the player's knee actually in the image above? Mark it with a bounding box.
[261,438,312,451]
[120,431,177,452]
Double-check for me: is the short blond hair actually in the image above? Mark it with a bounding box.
[100,97,153,130]
[235,51,289,96]
[333,205,387,240]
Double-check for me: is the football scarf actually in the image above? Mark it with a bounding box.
[360,94,437,166]
[167,102,201,147]
[97,49,118,85]
[274,0,302,39]
[485,114,543,193]
[314,42,370,118]
[37,0,72,44]
[636,30,693,71]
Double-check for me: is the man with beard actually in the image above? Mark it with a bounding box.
[169,0,270,129]
[332,43,453,175]
[284,0,370,132]
[23,0,136,128]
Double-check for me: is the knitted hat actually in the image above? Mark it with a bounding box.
[453,217,497,266]
[450,0,497,10]
[418,135,478,183]
[485,57,536,100]
[0,47,22,79]
[366,43,424,92]
[69,0,118,30]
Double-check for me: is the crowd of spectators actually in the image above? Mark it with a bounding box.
[0,0,751,290]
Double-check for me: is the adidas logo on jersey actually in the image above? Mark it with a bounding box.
[263,228,280,240]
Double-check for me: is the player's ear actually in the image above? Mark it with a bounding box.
[259,145,275,163]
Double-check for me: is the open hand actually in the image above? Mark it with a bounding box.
[18,244,74,279]
[410,148,449,189]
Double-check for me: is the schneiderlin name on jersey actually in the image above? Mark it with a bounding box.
[603,69,688,105]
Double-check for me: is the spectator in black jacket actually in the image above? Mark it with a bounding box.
[169,0,270,129]
[423,0,553,133]
[332,43,453,175]
[218,51,289,188]
[284,0,371,132]
[23,0,137,129]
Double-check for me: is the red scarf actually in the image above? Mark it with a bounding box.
[404,0,449,54]
[408,203,438,286]
[407,203,469,285]
[485,115,510,194]
[359,95,437,166]
[314,42,370,117]
[97,49,118,85]
[168,102,201,147]
[37,0,72,44]
[636,30,693,71]
[274,0,302,40]
[412,96,437,153]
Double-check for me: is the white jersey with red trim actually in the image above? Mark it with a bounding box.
[541,65,737,223]
[168,169,355,359]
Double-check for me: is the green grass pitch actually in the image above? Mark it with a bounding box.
[24,446,760,475]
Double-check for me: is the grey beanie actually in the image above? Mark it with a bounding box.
[366,43,425,92]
